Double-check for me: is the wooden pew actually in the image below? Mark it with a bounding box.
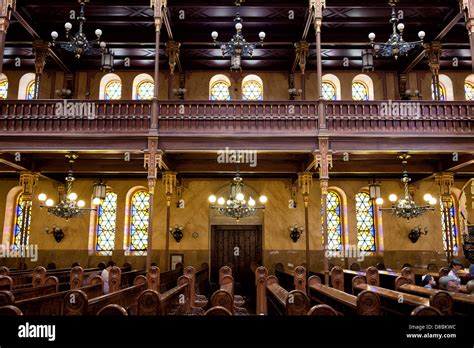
[183,266,208,308]
[308,275,381,315]
[265,275,310,315]
[395,276,474,315]
[353,278,446,315]
[0,275,13,290]
[218,266,245,307]
[210,273,247,315]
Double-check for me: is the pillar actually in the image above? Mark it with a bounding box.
[166,40,180,100]
[435,173,455,263]
[298,171,313,272]
[32,40,49,100]
[0,0,15,75]
[311,0,326,128]
[151,0,165,131]
[162,171,177,271]
[18,172,39,269]
[425,42,442,101]
[460,0,474,71]
[295,41,309,100]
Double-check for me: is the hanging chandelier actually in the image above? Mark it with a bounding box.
[208,175,267,222]
[38,153,97,220]
[380,154,436,220]
[50,0,107,59]
[367,2,425,60]
[211,1,266,71]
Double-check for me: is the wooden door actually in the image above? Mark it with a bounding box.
[211,225,262,296]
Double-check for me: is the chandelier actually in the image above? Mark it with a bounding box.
[50,0,107,59]
[380,154,436,220]
[211,1,266,71]
[367,3,425,60]
[38,153,97,220]
[208,175,267,222]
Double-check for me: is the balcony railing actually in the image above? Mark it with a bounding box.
[0,100,471,137]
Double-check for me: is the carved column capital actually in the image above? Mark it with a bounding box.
[33,40,49,75]
[314,138,333,180]
[166,40,181,75]
[435,172,454,202]
[19,172,39,201]
[310,0,325,32]
[144,137,163,194]
[151,0,166,31]
[295,41,309,74]
[425,41,443,76]
[298,172,313,198]
[162,171,177,206]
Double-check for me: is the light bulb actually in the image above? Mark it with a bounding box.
[259,31,266,40]
[389,194,397,203]
[418,31,425,40]
[235,23,243,31]
[68,192,78,201]
[423,193,433,202]
[217,197,225,205]
[51,31,58,40]
[100,41,106,48]
[368,32,376,41]
[397,23,405,31]
[236,193,245,201]
[92,197,101,206]
[38,193,47,202]
[46,199,54,207]
[248,197,256,207]
[65,22,72,30]
[208,195,217,204]
[95,29,103,37]
[211,31,218,40]
[429,198,437,205]
[375,198,384,205]
[77,200,86,208]
[259,195,268,204]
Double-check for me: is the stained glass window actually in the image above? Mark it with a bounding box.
[440,197,458,253]
[136,80,154,100]
[96,192,117,255]
[465,82,474,101]
[242,80,263,101]
[105,80,122,100]
[0,79,8,99]
[352,81,369,101]
[130,190,150,255]
[432,83,446,101]
[26,81,36,100]
[322,191,342,251]
[12,195,32,251]
[322,82,337,101]
[356,192,376,252]
[210,81,231,101]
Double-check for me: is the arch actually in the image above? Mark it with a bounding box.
[440,195,459,254]
[322,74,341,100]
[242,74,263,101]
[0,73,8,99]
[464,74,474,101]
[124,186,150,255]
[18,73,36,100]
[99,73,122,100]
[322,188,347,251]
[432,75,454,101]
[2,186,23,246]
[352,74,374,101]
[95,191,118,255]
[209,74,231,101]
[132,74,154,100]
[355,191,377,252]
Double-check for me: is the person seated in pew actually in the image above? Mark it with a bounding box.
[448,259,464,285]
[101,260,115,294]
[421,275,436,289]
[438,275,460,293]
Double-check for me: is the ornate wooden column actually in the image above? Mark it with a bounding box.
[435,173,455,263]
[144,138,161,270]
[460,0,474,71]
[162,171,176,271]
[295,41,309,100]
[315,137,332,283]
[310,0,326,129]
[32,40,49,100]
[298,171,313,271]
[425,42,442,101]
[18,172,39,269]
[0,0,15,75]
[166,40,180,100]
[151,0,165,131]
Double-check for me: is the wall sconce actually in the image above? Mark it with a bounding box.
[289,224,304,243]
[170,225,184,243]
[288,88,302,100]
[92,177,107,206]
[362,49,374,72]
[408,225,428,243]
[46,226,65,243]
[55,88,73,99]
[369,180,384,205]
[101,45,115,72]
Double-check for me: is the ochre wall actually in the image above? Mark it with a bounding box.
[0,176,470,271]
[2,69,473,101]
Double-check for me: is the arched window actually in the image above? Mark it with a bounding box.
[355,192,376,252]
[323,191,343,251]
[440,196,458,253]
[352,74,374,101]
[242,74,263,101]
[210,74,231,101]
[132,73,154,100]
[432,83,446,101]
[322,74,341,100]
[96,191,117,255]
[0,74,8,99]
[18,73,36,100]
[12,195,32,251]
[465,74,474,101]
[129,190,150,255]
[99,73,122,100]
[432,75,454,101]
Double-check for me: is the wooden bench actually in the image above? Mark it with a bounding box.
[265,275,310,315]
[210,273,247,315]
[308,275,381,315]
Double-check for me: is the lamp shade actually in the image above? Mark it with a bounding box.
[101,49,114,72]
[362,49,374,71]
[93,180,107,200]
[369,182,381,200]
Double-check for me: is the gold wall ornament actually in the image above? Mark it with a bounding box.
[19,172,39,201]
[295,41,309,73]
[298,172,313,196]
[314,138,333,180]
[162,171,177,197]
[435,173,454,200]
[166,40,181,74]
